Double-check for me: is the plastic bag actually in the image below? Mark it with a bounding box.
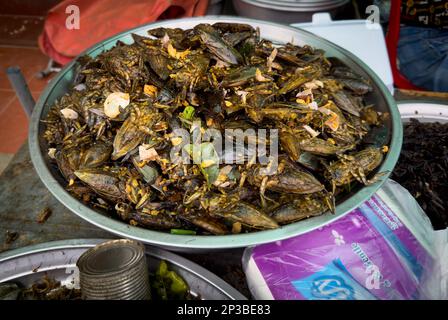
[243,179,448,300]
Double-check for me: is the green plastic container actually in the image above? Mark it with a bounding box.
[29,16,403,251]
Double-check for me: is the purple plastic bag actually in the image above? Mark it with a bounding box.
[243,180,445,300]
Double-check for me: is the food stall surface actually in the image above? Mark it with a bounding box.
[0,144,251,297]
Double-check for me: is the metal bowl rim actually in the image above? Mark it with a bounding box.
[28,16,402,249]
[236,0,350,11]
[397,100,448,122]
[0,239,247,300]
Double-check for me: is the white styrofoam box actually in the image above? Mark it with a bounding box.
[291,13,394,94]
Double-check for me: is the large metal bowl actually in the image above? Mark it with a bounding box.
[29,16,402,251]
[0,239,246,299]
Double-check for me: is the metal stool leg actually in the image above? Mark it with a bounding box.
[6,66,35,118]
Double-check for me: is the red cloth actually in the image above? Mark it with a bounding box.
[38,0,209,65]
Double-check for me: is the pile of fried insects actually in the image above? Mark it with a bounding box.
[43,23,388,235]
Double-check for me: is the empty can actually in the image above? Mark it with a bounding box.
[77,239,151,300]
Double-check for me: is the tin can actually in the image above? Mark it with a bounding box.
[77,239,151,300]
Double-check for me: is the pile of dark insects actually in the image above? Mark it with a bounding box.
[43,22,388,235]
[391,118,448,230]
[0,277,81,300]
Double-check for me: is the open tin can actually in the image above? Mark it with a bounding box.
[77,239,151,300]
